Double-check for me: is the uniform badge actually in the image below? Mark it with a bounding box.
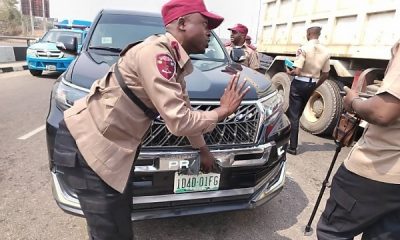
[156,54,176,80]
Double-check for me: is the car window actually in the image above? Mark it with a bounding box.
[42,30,82,44]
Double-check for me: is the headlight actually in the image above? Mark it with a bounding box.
[259,91,283,117]
[54,76,88,111]
[257,91,284,138]
[26,48,37,57]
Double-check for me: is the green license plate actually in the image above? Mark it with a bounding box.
[173,172,220,193]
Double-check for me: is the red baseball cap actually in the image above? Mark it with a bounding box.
[161,0,224,30]
[228,24,248,35]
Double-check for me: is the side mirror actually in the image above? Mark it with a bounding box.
[27,38,39,46]
[230,48,246,63]
[56,35,78,55]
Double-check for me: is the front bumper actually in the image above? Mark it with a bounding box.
[51,159,286,221]
[27,56,74,72]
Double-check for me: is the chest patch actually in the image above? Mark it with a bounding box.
[156,54,176,80]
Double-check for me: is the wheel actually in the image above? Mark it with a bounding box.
[271,72,291,112]
[300,80,343,135]
[29,69,42,76]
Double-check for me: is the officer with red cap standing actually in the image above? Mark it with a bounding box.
[52,0,250,239]
[226,23,260,70]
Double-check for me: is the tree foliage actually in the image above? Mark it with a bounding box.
[0,0,23,35]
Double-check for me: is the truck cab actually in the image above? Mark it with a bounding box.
[26,20,91,76]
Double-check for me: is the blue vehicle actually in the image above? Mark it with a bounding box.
[26,20,91,76]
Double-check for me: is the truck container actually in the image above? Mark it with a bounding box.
[258,0,400,134]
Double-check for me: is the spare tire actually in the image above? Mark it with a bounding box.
[300,80,343,135]
[271,72,291,112]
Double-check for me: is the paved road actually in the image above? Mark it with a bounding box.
[0,71,355,240]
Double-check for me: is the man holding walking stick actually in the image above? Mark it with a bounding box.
[316,40,400,239]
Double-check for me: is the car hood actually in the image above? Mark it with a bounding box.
[67,51,273,100]
[29,42,58,51]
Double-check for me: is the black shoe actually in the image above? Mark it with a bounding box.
[286,147,297,155]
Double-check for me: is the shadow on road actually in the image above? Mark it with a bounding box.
[35,71,62,79]
[133,178,308,240]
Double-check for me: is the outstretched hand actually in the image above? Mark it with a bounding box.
[219,72,250,119]
[199,146,217,173]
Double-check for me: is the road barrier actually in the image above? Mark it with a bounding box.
[0,36,36,63]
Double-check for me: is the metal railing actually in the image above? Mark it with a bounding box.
[0,36,37,46]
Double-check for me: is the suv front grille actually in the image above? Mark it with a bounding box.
[37,50,63,58]
[142,103,261,148]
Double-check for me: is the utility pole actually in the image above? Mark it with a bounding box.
[28,0,34,35]
[42,0,47,32]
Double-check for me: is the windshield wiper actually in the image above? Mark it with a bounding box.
[190,56,207,60]
[89,46,122,53]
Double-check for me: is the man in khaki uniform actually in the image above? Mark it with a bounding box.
[317,40,400,239]
[52,0,250,239]
[225,23,260,70]
[286,24,330,155]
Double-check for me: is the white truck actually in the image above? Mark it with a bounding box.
[258,0,400,135]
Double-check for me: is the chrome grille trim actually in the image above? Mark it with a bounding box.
[37,50,63,58]
[142,101,262,148]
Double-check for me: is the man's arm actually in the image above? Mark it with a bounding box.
[314,56,331,89]
[344,41,400,126]
[344,87,400,126]
[287,47,305,76]
[314,71,329,89]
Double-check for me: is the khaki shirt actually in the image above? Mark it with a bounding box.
[226,44,260,70]
[344,40,400,184]
[293,39,330,79]
[64,32,219,192]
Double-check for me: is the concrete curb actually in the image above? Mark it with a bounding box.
[0,63,28,74]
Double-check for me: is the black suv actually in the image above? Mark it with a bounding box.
[46,9,290,221]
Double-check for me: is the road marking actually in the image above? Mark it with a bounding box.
[17,125,46,140]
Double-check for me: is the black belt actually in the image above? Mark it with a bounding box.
[294,76,318,83]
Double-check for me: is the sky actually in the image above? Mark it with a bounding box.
[49,0,264,42]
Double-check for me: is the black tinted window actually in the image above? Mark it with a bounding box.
[89,14,165,49]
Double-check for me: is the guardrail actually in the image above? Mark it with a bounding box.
[0,36,37,46]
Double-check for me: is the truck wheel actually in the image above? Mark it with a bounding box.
[29,69,42,76]
[271,72,291,111]
[300,80,343,135]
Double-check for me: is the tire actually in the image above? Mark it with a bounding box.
[29,69,42,76]
[271,72,291,112]
[300,80,343,135]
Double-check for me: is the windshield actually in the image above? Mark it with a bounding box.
[89,14,165,51]
[88,13,227,63]
[41,30,82,44]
